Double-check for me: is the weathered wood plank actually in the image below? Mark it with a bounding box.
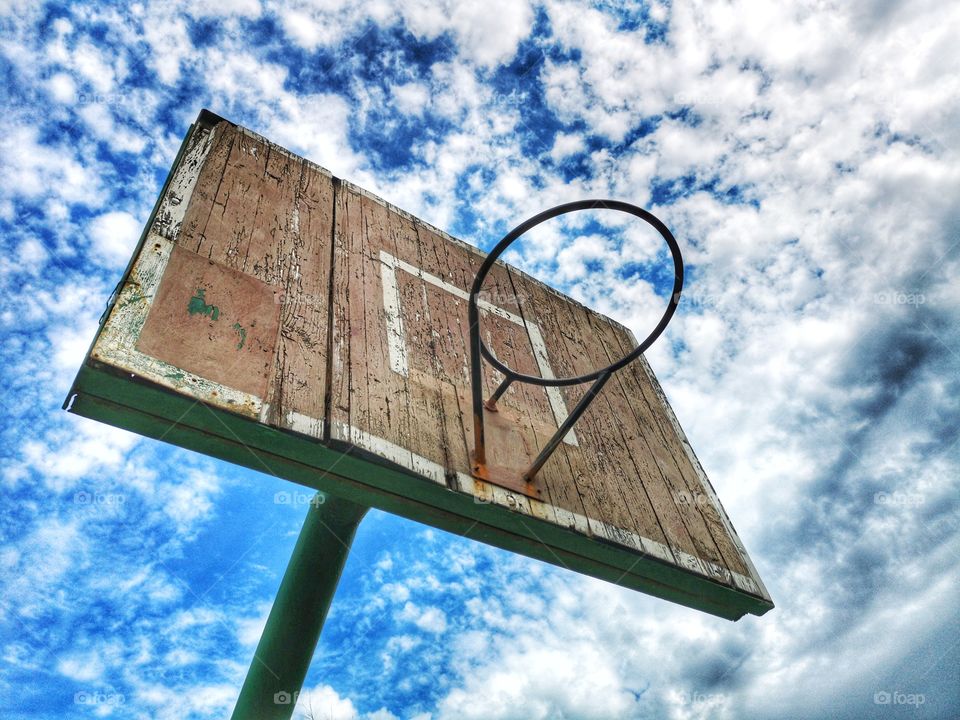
[174,125,336,433]
[330,186,416,473]
[153,123,216,241]
[265,162,335,437]
[135,244,281,400]
[192,130,297,279]
[596,316,744,582]
[577,311,724,577]
[328,181,352,435]
[178,122,237,251]
[477,300,588,527]
[91,233,263,418]
[387,209,451,484]
[467,252,558,498]
[408,225,561,521]
[607,322,751,578]
[506,271,671,559]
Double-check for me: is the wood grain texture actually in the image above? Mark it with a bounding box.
[175,122,334,437]
[504,270,673,559]
[590,318,750,577]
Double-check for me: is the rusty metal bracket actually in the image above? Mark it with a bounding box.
[468,199,684,482]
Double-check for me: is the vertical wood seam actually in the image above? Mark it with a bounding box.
[321,178,341,442]
[264,155,306,426]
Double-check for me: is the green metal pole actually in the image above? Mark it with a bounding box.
[231,492,368,720]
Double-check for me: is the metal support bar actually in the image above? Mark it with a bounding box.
[484,375,514,411]
[523,372,612,481]
[231,493,368,720]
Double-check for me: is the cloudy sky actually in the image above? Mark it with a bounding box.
[2,0,958,718]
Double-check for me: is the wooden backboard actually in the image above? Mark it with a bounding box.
[66,110,773,620]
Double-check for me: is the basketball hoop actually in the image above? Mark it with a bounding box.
[469,199,684,481]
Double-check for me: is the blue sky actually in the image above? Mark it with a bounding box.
[2,1,959,718]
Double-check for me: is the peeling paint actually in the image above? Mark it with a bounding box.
[233,322,246,350]
[91,231,263,419]
[188,288,220,321]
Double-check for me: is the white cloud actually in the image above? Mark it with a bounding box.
[398,602,447,633]
[273,0,532,67]
[295,686,401,720]
[277,8,325,48]
[201,47,290,112]
[46,72,76,103]
[72,42,119,94]
[127,680,238,720]
[160,468,221,529]
[87,210,142,267]
[188,0,262,18]
[381,582,410,603]
[235,603,272,647]
[435,581,647,720]
[56,650,105,682]
[136,4,193,85]
[446,1,533,67]
[0,125,106,206]
[296,684,360,720]
[549,132,584,162]
[51,318,98,372]
[16,238,47,267]
[276,5,349,49]
[172,606,226,631]
[20,419,139,491]
[6,518,89,619]
[265,93,368,180]
[367,709,400,720]
[392,82,430,116]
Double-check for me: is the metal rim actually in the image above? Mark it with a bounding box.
[468,199,683,387]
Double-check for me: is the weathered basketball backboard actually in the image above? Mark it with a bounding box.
[65,110,773,620]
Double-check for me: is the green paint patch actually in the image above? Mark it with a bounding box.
[188,288,220,321]
[232,322,247,350]
[119,291,145,308]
